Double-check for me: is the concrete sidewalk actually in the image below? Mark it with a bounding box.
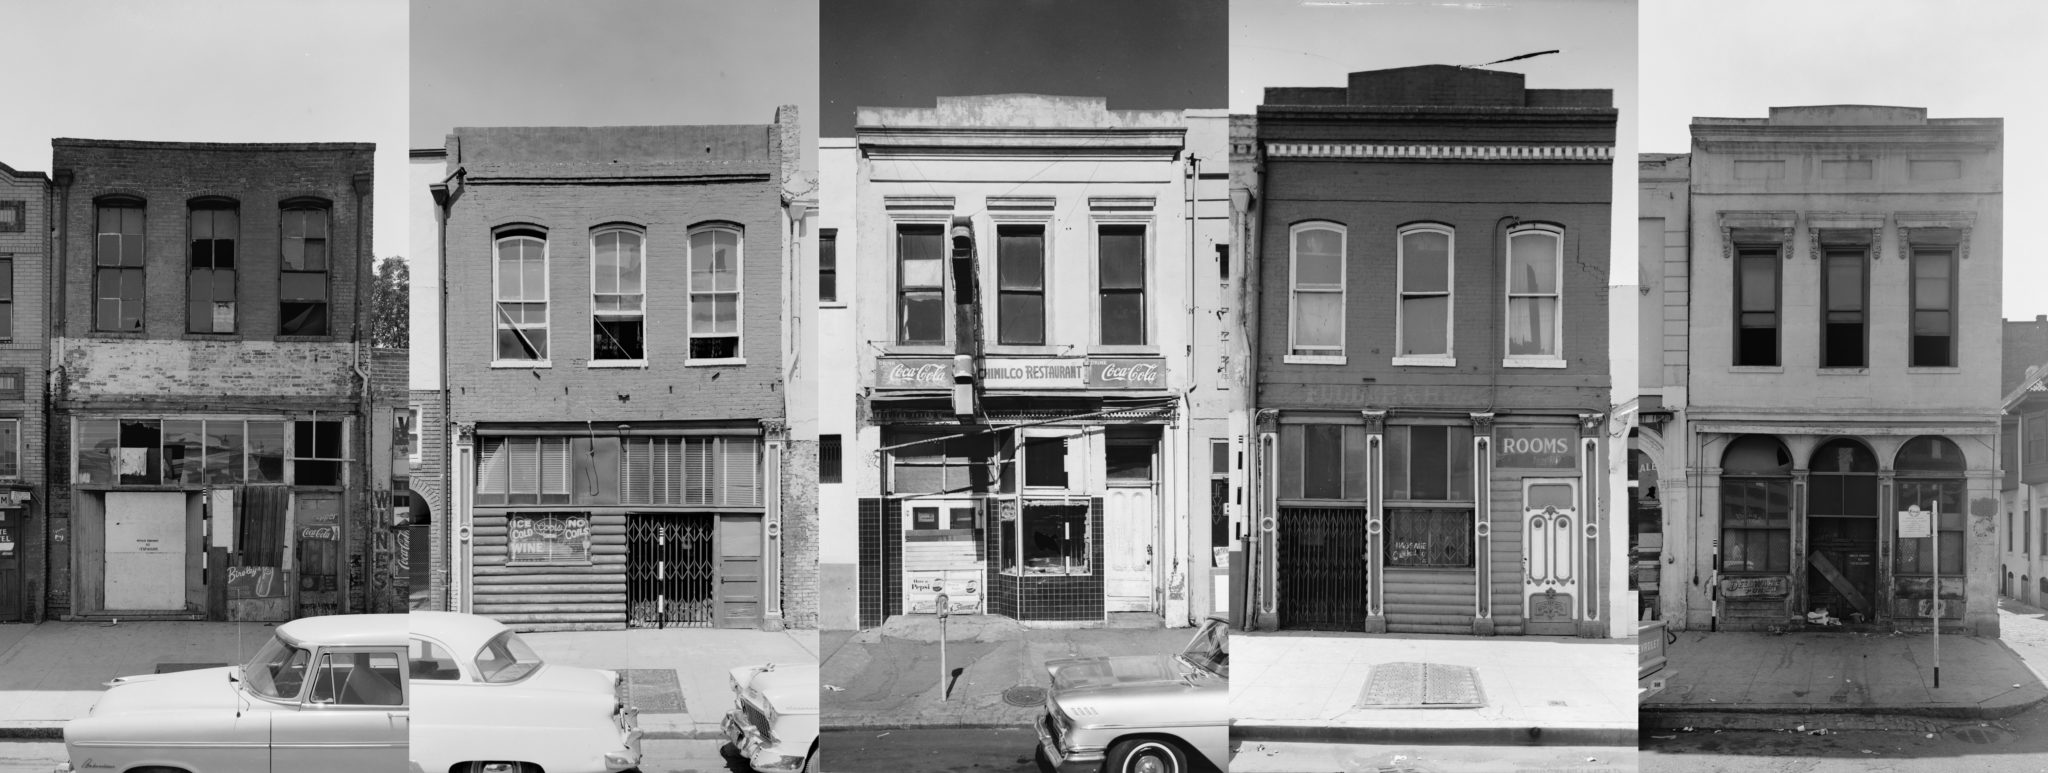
[821,614,1195,729]
[524,626,820,740]
[1231,633,1638,746]
[1640,628,2048,729]
[0,620,280,738]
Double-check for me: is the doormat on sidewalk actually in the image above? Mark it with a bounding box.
[1356,663,1485,709]
[620,669,686,714]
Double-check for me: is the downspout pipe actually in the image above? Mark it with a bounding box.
[1184,148,1198,626]
[351,172,373,614]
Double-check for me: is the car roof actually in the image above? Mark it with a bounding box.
[277,613,409,647]
[408,610,513,653]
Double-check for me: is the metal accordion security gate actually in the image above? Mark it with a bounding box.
[625,514,717,628]
[1277,506,1371,630]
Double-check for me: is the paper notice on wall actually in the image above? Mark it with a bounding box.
[117,448,150,477]
[213,489,236,551]
[213,303,236,333]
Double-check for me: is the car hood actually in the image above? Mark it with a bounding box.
[1046,655,1226,729]
[416,664,622,727]
[89,666,248,717]
[731,663,820,715]
[1046,654,1200,691]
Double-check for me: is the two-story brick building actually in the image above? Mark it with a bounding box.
[1247,66,1616,637]
[433,113,815,631]
[1640,107,2004,634]
[48,139,381,622]
[834,95,1229,628]
[0,161,50,622]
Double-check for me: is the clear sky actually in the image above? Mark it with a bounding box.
[1,0,408,260]
[411,0,819,177]
[1231,0,1640,400]
[1641,0,2045,318]
[821,0,1228,136]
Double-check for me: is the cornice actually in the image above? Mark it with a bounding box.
[1265,143,1612,162]
[857,127,1186,156]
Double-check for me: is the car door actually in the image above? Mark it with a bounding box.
[271,646,408,772]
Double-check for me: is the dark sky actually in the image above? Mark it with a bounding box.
[821,0,1228,136]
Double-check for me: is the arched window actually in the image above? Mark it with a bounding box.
[1721,435,1792,574]
[590,226,645,362]
[1288,222,1344,361]
[95,196,146,331]
[494,227,549,362]
[1506,225,1563,362]
[1895,436,1965,580]
[280,203,331,335]
[1396,224,1452,362]
[188,198,239,333]
[687,224,742,361]
[1808,439,1877,516]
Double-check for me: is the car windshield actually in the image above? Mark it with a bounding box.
[240,634,313,700]
[474,630,545,683]
[1178,620,1228,679]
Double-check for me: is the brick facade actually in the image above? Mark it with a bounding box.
[0,161,50,621]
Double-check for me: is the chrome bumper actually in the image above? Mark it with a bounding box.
[1034,712,1104,773]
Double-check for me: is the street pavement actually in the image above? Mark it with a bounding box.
[820,614,1195,729]
[1230,631,1638,746]
[0,620,279,737]
[821,727,1049,773]
[1641,611,2048,727]
[1228,740,1636,773]
[1643,597,2048,771]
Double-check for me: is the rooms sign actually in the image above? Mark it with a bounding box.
[1494,427,1578,469]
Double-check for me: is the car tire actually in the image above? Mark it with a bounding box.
[1105,738,1189,773]
[462,763,538,773]
[802,745,817,773]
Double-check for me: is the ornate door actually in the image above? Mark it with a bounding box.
[1522,479,1579,635]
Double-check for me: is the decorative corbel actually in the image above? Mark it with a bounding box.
[1359,409,1386,434]
[1578,412,1606,436]
[1255,409,1279,434]
[455,422,476,443]
[1469,412,1496,435]
[760,418,789,440]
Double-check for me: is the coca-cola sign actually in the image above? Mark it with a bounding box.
[876,358,956,388]
[1092,359,1167,388]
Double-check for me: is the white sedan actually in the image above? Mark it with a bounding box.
[724,661,819,772]
[409,611,642,773]
[58,613,409,773]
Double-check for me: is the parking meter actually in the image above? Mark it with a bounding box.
[935,586,950,700]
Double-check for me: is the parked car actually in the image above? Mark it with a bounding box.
[57,613,409,773]
[1033,614,1229,773]
[409,610,642,773]
[1639,619,1675,703]
[723,661,820,772]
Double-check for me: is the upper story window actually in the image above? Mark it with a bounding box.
[1821,247,1867,368]
[95,199,146,332]
[188,200,239,334]
[687,225,742,361]
[1398,225,1453,361]
[0,255,13,342]
[0,418,16,478]
[402,405,422,464]
[280,205,331,336]
[1910,247,1956,367]
[590,227,645,363]
[896,224,946,345]
[1097,224,1147,346]
[1288,223,1344,361]
[996,224,1046,346]
[494,227,549,363]
[1733,245,1780,366]
[1505,226,1562,363]
[818,228,838,304]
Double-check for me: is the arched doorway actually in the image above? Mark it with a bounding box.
[1806,439,1878,624]
[1895,436,1965,623]
[1719,436,1793,625]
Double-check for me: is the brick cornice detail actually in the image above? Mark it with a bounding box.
[1265,143,1613,161]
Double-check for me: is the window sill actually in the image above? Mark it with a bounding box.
[1502,358,1567,369]
[1393,355,1456,367]
[985,345,1064,356]
[889,344,953,355]
[275,335,339,343]
[587,360,647,369]
[820,301,847,309]
[1091,346,1161,357]
[1284,354,1346,366]
[183,332,243,340]
[490,360,552,369]
[87,330,148,339]
[1907,367,1963,374]
[1728,365,1784,374]
[1817,367,1869,376]
[685,358,747,367]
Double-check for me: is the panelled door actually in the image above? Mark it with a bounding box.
[716,514,763,628]
[1104,487,1157,613]
[1522,479,1580,635]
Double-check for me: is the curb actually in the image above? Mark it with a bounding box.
[644,727,731,741]
[822,722,1034,732]
[1642,696,2045,726]
[1231,722,1638,747]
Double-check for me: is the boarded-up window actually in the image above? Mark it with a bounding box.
[1385,508,1473,567]
[619,436,761,507]
[507,513,591,564]
[476,437,573,506]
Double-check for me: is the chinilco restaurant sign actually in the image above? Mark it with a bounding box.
[876,357,1170,391]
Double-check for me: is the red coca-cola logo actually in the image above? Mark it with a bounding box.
[1097,361,1161,385]
[885,362,950,385]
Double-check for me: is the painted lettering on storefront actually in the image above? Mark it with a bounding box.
[1495,427,1579,469]
[878,360,954,387]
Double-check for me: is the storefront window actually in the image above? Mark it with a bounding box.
[1023,437,1069,489]
[1720,435,1793,573]
[1386,424,1473,501]
[1385,508,1473,567]
[1896,435,1966,577]
[1011,502,1089,575]
[1279,422,1366,500]
[508,513,591,565]
[889,431,999,496]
